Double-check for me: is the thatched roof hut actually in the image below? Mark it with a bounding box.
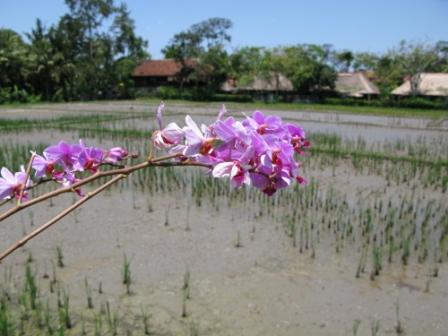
[335,72,380,97]
[221,73,294,92]
[391,73,448,97]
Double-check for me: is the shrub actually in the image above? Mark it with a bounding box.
[0,86,41,104]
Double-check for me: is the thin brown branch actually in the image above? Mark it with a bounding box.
[0,152,186,222]
[18,153,36,205]
[0,174,126,263]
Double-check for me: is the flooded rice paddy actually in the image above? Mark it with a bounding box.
[0,102,447,335]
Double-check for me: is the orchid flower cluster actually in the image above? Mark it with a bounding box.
[0,104,309,204]
[0,104,310,262]
[152,104,309,196]
[0,141,128,201]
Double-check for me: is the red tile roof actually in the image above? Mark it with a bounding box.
[132,59,196,77]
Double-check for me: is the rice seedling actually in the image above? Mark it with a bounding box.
[105,301,119,335]
[352,319,361,336]
[183,269,191,300]
[190,319,200,336]
[164,206,170,226]
[185,204,191,231]
[55,246,64,268]
[98,281,103,295]
[58,289,71,329]
[371,245,383,280]
[44,300,54,336]
[26,251,33,264]
[401,239,410,266]
[122,254,132,295]
[80,314,86,336]
[0,299,13,336]
[28,211,34,227]
[24,263,38,310]
[424,276,432,293]
[394,300,404,334]
[285,217,297,248]
[370,320,380,336]
[140,306,152,335]
[234,230,242,248]
[84,278,94,309]
[34,300,46,330]
[94,312,103,336]
[50,263,57,294]
[181,288,188,318]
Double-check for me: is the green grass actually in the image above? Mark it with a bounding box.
[138,98,448,119]
[1,98,447,119]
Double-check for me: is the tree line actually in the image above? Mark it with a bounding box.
[0,0,148,103]
[1,3,448,104]
[162,18,448,100]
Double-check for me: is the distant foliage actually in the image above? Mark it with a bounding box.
[0,0,149,103]
[1,4,448,104]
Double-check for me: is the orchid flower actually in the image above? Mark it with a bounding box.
[105,147,128,163]
[0,167,32,200]
[78,146,104,173]
[32,153,56,178]
[153,122,184,149]
[44,141,82,169]
[183,115,216,156]
[150,107,310,195]
[1,105,309,202]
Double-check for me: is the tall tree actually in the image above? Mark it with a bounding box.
[162,17,232,88]
[230,47,271,87]
[281,45,337,94]
[111,3,147,59]
[352,52,379,72]
[333,50,354,72]
[398,41,439,95]
[65,0,114,58]
[0,29,31,90]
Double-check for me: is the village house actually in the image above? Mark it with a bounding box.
[392,73,448,97]
[220,72,294,101]
[131,59,195,88]
[334,72,380,98]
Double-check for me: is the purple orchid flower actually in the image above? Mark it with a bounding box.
[213,118,250,146]
[183,115,215,156]
[78,146,104,172]
[284,123,309,155]
[152,122,184,149]
[212,146,254,187]
[244,111,284,135]
[44,141,82,169]
[169,109,309,193]
[212,161,250,187]
[0,167,31,200]
[250,168,292,196]
[32,153,56,178]
[105,147,128,163]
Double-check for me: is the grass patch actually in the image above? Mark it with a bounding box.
[2,99,447,119]
[138,98,448,119]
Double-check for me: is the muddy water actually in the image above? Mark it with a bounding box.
[0,102,447,335]
[1,194,447,335]
[4,101,443,130]
[0,160,446,335]
[1,102,447,148]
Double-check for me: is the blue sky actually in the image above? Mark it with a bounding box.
[0,0,447,58]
